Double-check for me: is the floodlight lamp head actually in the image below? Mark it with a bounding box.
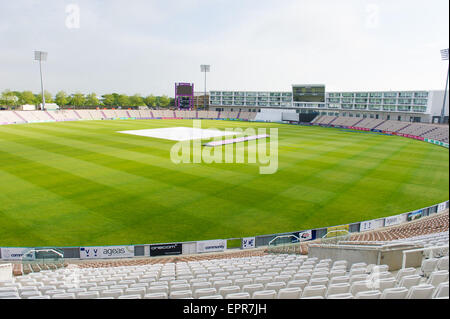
[200,64,210,72]
[34,51,48,61]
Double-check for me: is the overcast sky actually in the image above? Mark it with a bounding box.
[0,0,448,97]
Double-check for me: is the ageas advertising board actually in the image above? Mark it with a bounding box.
[79,246,134,259]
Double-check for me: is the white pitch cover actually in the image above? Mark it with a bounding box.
[79,246,135,259]
[0,247,35,260]
[196,240,227,253]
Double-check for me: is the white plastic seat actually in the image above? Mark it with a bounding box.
[350,274,369,284]
[144,293,168,299]
[252,290,277,299]
[406,284,435,299]
[242,284,264,296]
[124,287,146,298]
[277,287,302,299]
[350,280,373,296]
[213,280,233,291]
[118,295,141,299]
[147,286,169,294]
[53,293,76,299]
[330,276,350,285]
[287,280,308,290]
[381,287,409,299]
[327,293,353,299]
[326,283,350,297]
[395,268,417,282]
[329,270,346,279]
[194,288,217,299]
[265,282,286,292]
[254,277,273,286]
[219,286,241,298]
[397,275,422,289]
[432,282,449,298]
[373,278,396,292]
[225,292,250,299]
[349,268,366,277]
[355,290,381,299]
[437,256,449,271]
[170,290,193,299]
[101,289,123,298]
[427,270,449,287]
[170,284,191,293]
[274,275,291,283]
[293,273,311,282]
[77,291,100,299]
[199,295,223,299]
[421,258,439,277]
[301,285,327,298]
[20,291,42,299]
[371,265,389,273]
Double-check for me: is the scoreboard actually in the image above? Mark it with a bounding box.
[292,85,325,103]
[175,83,194,109]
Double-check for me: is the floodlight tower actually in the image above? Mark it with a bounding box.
[200,64,210,110]
[34,51,48,110]
[440,48,449,124]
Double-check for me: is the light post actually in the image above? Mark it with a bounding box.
[440,48,449,124]
[200,64,210,110]
[34,51,48,110]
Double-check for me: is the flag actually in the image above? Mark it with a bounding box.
[441,48,449,61]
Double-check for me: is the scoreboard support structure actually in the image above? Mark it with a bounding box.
[175,83,195,109]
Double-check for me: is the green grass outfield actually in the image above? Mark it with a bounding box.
[0,119,448,247]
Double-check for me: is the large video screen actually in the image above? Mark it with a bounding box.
[176,84,193,96]
[293,85,325,102]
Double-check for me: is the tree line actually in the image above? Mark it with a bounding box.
[0,90,173,108]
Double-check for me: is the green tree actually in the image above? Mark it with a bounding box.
[102,94,114,106]
[117,94,130,107]
[158,95,170,107]
[85,92,100,106]
[70,92,86,107]
[55,91,69,106]
[21,91,36,105]
[1,90,19,106]
[35,90,53,104]
[144,94,157,107]
[129,94,144,107]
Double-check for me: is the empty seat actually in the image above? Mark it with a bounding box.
[170,290,193,299]
[143,293,168,299]
[77,291,100,299]
[124,287,146,298]
[427,270,449,287]
[350,281,373,296]
[327,293,353,299]
[373,278,396,292]
[326,283,350,297]
[349,274,369,284]
[101,289,123,298]
[194,288,217,299]
[277,287,302,299]
[252,290,277,299]
[242,284,264,296]
[219,286,241,298]
[397,275,422,289]
[147,286,169,294]
[395,268,417,283]
[330,276,350,285]
[287,280,308,290]
[406,284,435,299]
[437,256,449,271]
[432,282,449,299]
[309,278,329,287]
[225,292,250,299]
[421,259,439,277]
[52,293,76,299]
[381,287,409,299]
[355,290,381,299]
[213,280,233,291]
[118,295,141,299]
[198,295,223,299]
[301,285,327,298]
[265,282,286,292]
